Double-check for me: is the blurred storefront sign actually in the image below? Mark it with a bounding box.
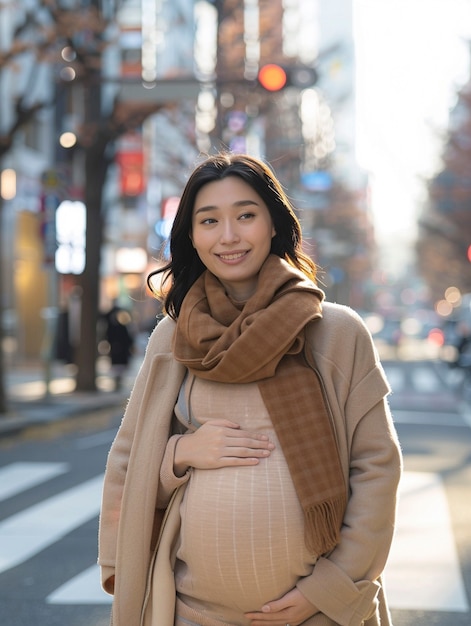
[55,200,86,274]
[116,132,145,196]
[115,246,147,274]
[301,170,332,191]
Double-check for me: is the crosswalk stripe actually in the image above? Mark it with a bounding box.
[46,471,470,613]
[4,463,469,614]
[47,564,112,605]
[0,474,104,574]
[392,409,465,428]
[385,471,469,612]
[0,462,69,502]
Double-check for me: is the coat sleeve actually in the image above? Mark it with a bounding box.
[97,317,181,594]
[297,308,403,625]
[157,434,192,506]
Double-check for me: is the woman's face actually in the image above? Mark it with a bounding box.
[191,176,275,302]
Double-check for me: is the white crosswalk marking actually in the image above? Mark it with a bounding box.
[411,366,442,392]
[382,365,405,391]
[1,461,469,614]
[0,474,104,574]
[46,471,470,611]
[47,564,111,605]
[385,471,469,612]
[0,462,69,502]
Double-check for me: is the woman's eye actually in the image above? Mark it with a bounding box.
[201,217,217,225]
[239,212,255,220]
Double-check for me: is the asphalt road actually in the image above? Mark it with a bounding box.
[383,359,471,626]
[0,359,470,626]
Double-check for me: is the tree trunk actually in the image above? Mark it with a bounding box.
[75,137,110,391]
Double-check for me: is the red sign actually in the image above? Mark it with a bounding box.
[116,132,145,196]
[116,150,145,196]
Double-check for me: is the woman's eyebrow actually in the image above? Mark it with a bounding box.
[193,205,217,215]
[194,199,260,215]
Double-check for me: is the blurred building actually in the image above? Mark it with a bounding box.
[0,1,56,358]
[0,0,123,360]
[1,0,375,364]
[294,0,374,307]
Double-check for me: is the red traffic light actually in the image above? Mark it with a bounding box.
[258,64,287,92]
[257,63,318,92]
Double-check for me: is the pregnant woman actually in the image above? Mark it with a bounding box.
[98,153,402,626]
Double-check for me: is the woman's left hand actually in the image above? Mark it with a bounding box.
[244,587,319,625]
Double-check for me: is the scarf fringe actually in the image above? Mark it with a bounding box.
[304,495,346,556]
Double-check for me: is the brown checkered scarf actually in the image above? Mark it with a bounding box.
[173,254,347,555]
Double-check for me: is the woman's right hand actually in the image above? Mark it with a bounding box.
[173,419,275,475]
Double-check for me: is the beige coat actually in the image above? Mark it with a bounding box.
[98,302,402,626]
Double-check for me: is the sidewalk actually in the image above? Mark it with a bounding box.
[0,356,140,437]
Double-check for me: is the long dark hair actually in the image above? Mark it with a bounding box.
[147,153,317,319]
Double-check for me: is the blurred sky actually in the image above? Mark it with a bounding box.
[353,0,471,246]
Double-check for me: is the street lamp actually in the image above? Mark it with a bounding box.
[0,169,16,200]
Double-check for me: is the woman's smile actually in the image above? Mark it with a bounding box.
[216,250,249,262]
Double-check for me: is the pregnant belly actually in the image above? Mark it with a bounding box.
[175,457,315,613]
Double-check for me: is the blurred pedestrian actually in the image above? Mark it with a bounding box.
[103,303,134,390]
[55,287,82,364]
[99,153,402,626]
[55,307,73,364]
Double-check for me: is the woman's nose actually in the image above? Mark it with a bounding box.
[219,220,240,243]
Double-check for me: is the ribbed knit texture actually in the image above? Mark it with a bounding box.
[174,377,313,622]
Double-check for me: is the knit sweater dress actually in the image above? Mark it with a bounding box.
[162,372,317,626]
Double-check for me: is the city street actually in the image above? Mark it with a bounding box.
[382,360,471,626]
[0,359,470,626]
[2,3,470,625]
